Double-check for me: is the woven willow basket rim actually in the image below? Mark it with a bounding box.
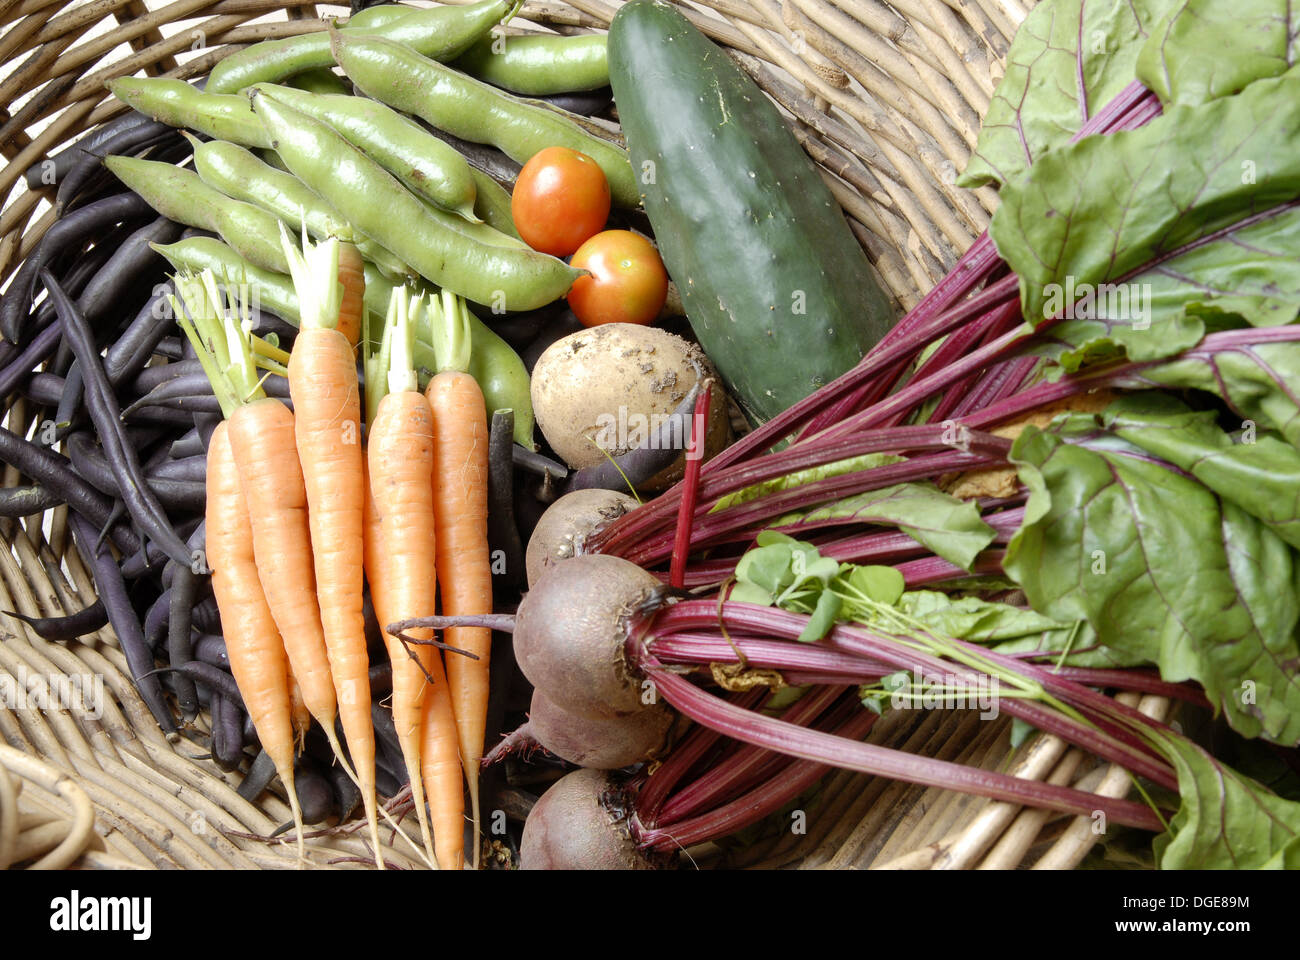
[0,0,1164,870]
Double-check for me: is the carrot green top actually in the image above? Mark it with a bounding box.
[364,283,424,428]
[170,270,283,420]
[279,221,343,333]
[423,287,473,376]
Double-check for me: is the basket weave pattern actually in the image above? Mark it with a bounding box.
[0,0,1154,869]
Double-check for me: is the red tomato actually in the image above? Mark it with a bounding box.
[511,146,611,257]
[567,230,669,327]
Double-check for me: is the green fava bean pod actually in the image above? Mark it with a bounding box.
[331,31,640,208]
[331,2,412,29]
[189,136,356,242]
[249,82,479,221]
[453,32,609,96]
[252,89,582,312]
[255,147,290,173]
[468,168,521,239]
[353,239,419,283]
[420,198,527,251]
[188,135,416,280]
[205,0,519,95]
[203,3,410,95]
[108,78,271,148]
[151,238,300,323]
[286,67,351,96]
[105,156,292,274]
[466,309,537,448]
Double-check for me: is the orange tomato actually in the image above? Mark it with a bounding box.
[567,230,669,327]
[511,146,610,257]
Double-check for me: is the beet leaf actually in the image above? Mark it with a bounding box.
[1004,411,1300,743]
[1104,392,1300,548]
[1136,0,1300,107]
[1127,334,1300,447]
[990,69,1300,355]
[958,0,1173,190]
[1150,727,1300,867]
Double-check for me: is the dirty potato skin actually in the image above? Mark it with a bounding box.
[530,323,731,491]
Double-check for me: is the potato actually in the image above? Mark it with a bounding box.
[530,324,731,491]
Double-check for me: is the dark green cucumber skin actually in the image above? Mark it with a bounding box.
[608,0,896,424]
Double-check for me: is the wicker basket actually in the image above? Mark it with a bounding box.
[0,0,1167,870]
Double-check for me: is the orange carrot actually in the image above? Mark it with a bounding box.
[172,272,349,775]
[227,398,342,746]
[364,288,464,869]
[287,671,310,751]
[173,271,352,866]
[425,368,490,869]
[367,392,468,868]
[206,420,305,860]
[335,242,364,348]
[359,460,429,868]
[282,228,381,865]
[419,674,466,870]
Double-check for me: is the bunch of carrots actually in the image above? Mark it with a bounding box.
[170,226,493,870]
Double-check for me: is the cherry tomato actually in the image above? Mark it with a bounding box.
[567,230,669,327]
[511,146,611,257]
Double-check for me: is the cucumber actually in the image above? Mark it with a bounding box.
[608,0,895,424]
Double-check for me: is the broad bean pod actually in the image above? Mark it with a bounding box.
[332,31,639,207]
[108,78,270,147]
[205,0,517,94]
[253,89,580,310]
[106,156,292,273]
[454,32,608,96]
[250,82,479,219]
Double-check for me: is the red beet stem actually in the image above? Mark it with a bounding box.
[641,661,1166,832]
[635,689,767,822]
[669,383,713,588]
[644,602,1177,788]
[655,685,848,826]
[636,698,877,850]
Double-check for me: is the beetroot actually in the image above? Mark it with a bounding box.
[525,488,638,587]
[514,554,662,719]
[528,688,674,770]
[519,769,665,870]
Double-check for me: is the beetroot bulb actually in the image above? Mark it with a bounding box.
[520,769,668,870]
[513,554,665,720]
[526,687,675,770]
